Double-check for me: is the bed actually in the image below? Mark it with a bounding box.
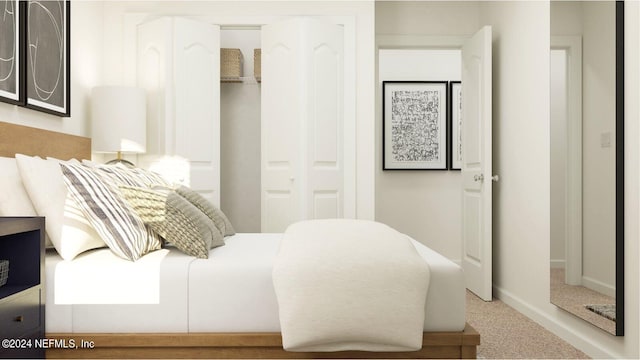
[0,121,479,359]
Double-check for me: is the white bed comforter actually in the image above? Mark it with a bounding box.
[272,219,431,352]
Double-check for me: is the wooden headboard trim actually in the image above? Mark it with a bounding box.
[0,121,91,160]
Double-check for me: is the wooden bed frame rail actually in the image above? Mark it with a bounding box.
[46,324,479,359]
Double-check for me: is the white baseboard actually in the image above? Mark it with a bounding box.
[550,260,565,269]
[581,276,616,298]
[492,285,620,359]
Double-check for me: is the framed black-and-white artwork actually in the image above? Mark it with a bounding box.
[25,0,70,117]
[383,81,448,170]
[0,0,25,105]
[449,81,462,170]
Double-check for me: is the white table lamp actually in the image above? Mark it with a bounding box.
[91,86,146,166]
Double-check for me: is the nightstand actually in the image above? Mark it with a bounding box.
[0,217,45,359]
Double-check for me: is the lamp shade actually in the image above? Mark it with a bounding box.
[91,86,147,154]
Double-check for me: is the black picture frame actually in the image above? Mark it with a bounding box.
[448,81,462,170]
[24,0,70,117]
[0,0,26,105]
[382,81,448,170]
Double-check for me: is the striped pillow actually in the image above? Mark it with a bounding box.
[119,186,224,258]
[89,163,171,188]
[60,163,162,261]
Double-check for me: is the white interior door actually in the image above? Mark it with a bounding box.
[137,17,221,207]
[261,19,302,232]
[461,26,493,301]
[173,18,221,206]
[303,19,344,221]
[137,17,172,157]
[261,18,344,232]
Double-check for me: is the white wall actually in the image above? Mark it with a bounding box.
[376,1,481,36]
[220,29,261,232]
[0,1,104,138]
[375,1,480,262]
[550,49,567,268]
[481,0,551,323]
[625,2,640,357]
[377,49,462,260]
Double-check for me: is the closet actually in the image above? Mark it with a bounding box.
[136,16,351,233]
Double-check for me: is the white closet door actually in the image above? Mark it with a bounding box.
[173,18,221,207]
[261,19,302,232]
[137,17,172,156]
[303,19,344,220]
[261,18,344,232]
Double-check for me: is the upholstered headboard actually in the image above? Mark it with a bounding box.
[0,121,91,160]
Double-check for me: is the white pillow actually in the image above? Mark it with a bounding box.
[15,154,105,260]
[0,157,38,216]
[0,157,55,248]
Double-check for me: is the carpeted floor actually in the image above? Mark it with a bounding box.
[466,291,590,359]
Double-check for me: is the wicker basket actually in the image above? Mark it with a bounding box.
[221,48,242,80]
[254,49,261,81]
[0,260,8,287]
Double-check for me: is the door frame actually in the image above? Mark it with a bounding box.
[551,36,582,286]
[375,35,468,268]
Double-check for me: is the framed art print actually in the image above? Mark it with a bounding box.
[0,0,25,105]
[449,81,462,170]
[383,81,448,170]
[25,0,70,116]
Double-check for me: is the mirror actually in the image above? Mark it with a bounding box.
[550,0,623,336]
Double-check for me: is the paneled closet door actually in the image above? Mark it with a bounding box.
[173,18,221,207]
[137,17,172,156]
[137,17,221,207]
[261,19,302,233]
[303,19,344,221]
[261,18,344,232]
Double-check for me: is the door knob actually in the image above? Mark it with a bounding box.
[473,174,484,182]
[492,175,500,182]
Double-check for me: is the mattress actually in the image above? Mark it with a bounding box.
[45,233,465,333]
[45,247,195,332]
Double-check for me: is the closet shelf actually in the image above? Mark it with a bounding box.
[221,76,261,85]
